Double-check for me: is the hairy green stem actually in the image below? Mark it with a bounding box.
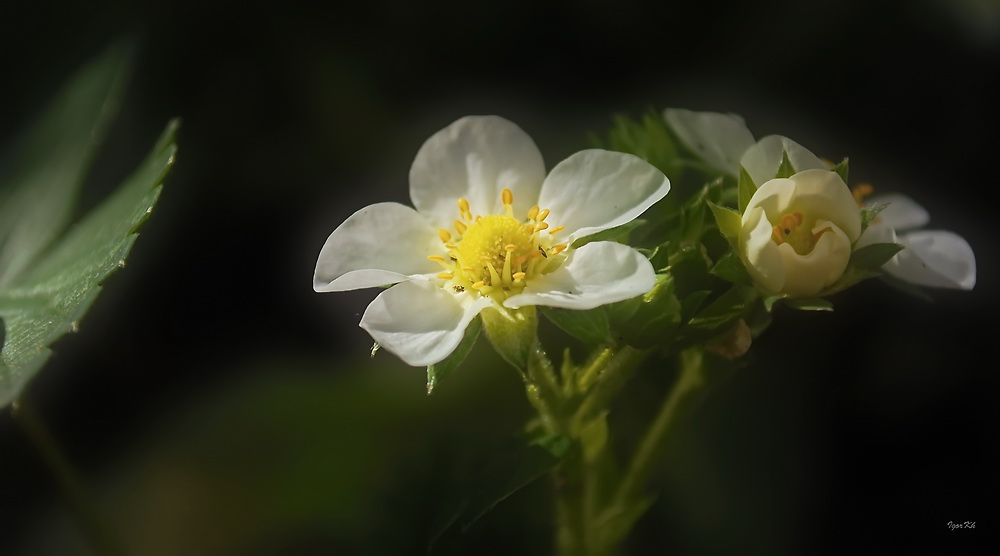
[13,396,126,556]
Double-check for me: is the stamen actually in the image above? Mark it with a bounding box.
[454,220,467,235]
[514,255,528,267]
[527,205,539,220]
[427,255,446,262]
[437,272,454,280]
[536,208,550,222]
[772,226,784,244]
[437,229,452,242]
[457,198,470,214]
[486,262,502,287]
[550,243,568,255]
[502,188,514,206]
[512,272,526,281]
[471,280,486,290]
[547,226,565,235]
[535,222,550,232]
[502,247,514,286]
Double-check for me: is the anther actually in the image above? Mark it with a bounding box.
[457,198,470,213]
[437,229,452,242]
[505,244,516,252]
[535,222,550,232]
[536,208,550,222]
[472,280,486,290]
[512,272,526,281]
[502,188,514,206]
[427,255,446,262]
[551,243,568,255]
[527,205,539,220]
[454,220,467,235]
[547,225,565,235]
[437,272,454,280]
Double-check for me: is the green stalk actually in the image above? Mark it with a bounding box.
[13,396,127,556]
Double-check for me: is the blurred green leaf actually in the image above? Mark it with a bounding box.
[427,317,482,394]
[430,434,571,549]
[783,297,834,312]
[860,201,889,235]
[0,43,177,408]
[709,252,752,286]
[737,165,756,213]
[849,242,905,271]
[707,200,741,241]
[775,150,795,179]
[541,306,612,346]
[833,158,849,184]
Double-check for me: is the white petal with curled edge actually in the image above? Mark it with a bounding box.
[503,241,655,310]
[740,206,785,294]
[409,116,546,228]
[776,221,852,297]
[889,230,976,290]
[868,193,930,231]
[360,280,493,366]
[314,202,443,292]
[537,150,670,243]
[663,108,755,177]
[740,135,827,186]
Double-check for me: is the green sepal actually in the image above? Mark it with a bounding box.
[426,316,482,394]
[709,252,752,286]
[707,200,742,241]
[682,285,757,343]
[428,434,572,550]
[737,164,757,213]
[480,305,537,370]
[850,242,905,271]
[775,149,796,178]
[783,297,834,311]
[833,157,849,184]
[541,306,613,346]
[860,201,890,235]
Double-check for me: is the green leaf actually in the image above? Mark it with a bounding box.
[685,285,756,333]
[783,297,834,311]
[0,41,132,287]
[833,158,849,184]
[709,252,752,286]
[612,274,683,349]
[707,201,742,241]
[849,242,905,271]
[737,164,757,213]
[427,316,482,394]
[0,50,177,408]
[429,434,572,549]
[570,219,645,249]
[541,306,612,346]
[775,149,796,179]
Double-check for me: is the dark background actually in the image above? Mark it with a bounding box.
[0,0,997,554]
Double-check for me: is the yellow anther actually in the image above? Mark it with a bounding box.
[502,188,514,206]
[505,244,516,252]
[454,220,468,235]
[852,183,874,205]
[779,212,803,234]
[437,272,454,280]
[462,266,475,273]
[445,243,457,250]
[437,229,452,242]
[472,280,486,290]
[536,208,550,222]
[427,255,446,262]
[551,243,568,255]
[535,222,550,231]
[772,226,784,244]
[457,198,470,213]
[480,256,494,262]
[512,272,526,281]
[527,205,539,220]
[547,225,565,235]
[514,255,528,267]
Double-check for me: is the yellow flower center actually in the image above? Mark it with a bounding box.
[771,211,833,256]
[427,188,567,302]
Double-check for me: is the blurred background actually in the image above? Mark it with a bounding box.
[1,0,997,554]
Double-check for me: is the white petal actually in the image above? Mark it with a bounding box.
[360,280,492,366]
[739,206,785,294]
[663,108,755,176]
[776,221,852,297]
[888,230,977,290]
[537,149,670,243]
[867,193,930,231]
[746,170,862,242]
[855,217,898,249]
[740,135,827,187]
[409,116,545,227]
[503,241,655,310]
[314,203,443,292]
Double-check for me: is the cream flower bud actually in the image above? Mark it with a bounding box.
[739,169,861,297]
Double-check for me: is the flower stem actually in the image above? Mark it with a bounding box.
[613,347,706,509]
[13,396,127,556]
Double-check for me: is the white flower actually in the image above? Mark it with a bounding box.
[664,107,827,184]
[856,192,976,290]
[740,169,861,297]
[314,116,670,366]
